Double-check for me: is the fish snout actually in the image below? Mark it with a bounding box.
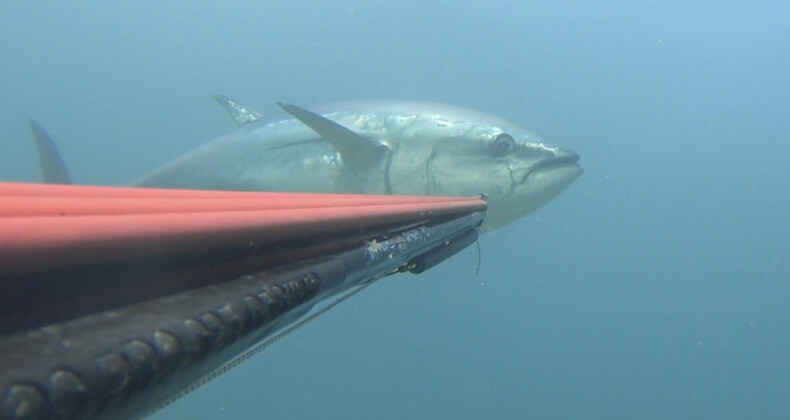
[522,144,582,178]
[554,147,580,164]
[542,145,580,168]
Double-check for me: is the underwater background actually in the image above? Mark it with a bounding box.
[1,1,788,419]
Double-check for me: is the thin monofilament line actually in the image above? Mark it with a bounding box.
[475,238,482,276]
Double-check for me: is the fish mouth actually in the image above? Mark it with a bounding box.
[484,149,581,230]
[518,148,582,187]
[532,149,581,173]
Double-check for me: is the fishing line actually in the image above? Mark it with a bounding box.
[474,229,483,276]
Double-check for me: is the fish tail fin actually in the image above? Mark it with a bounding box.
[28,119,72,184]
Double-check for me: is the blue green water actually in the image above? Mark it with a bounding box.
[1,1,788,419]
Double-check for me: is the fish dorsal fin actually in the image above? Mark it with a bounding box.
[213,94,262,126]
[277,102,387,170]
[28,120,72,184]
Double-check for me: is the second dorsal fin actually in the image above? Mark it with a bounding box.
[213,94,262,126]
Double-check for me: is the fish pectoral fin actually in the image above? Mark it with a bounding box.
[213,94,262,126]
[28,120,72,184]
[277,102,387,170]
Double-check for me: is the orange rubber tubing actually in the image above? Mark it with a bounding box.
[0,182,486,276]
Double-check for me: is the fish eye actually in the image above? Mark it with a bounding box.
[490,133,515,156]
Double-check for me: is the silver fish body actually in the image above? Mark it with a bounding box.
[134,101,582,230]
